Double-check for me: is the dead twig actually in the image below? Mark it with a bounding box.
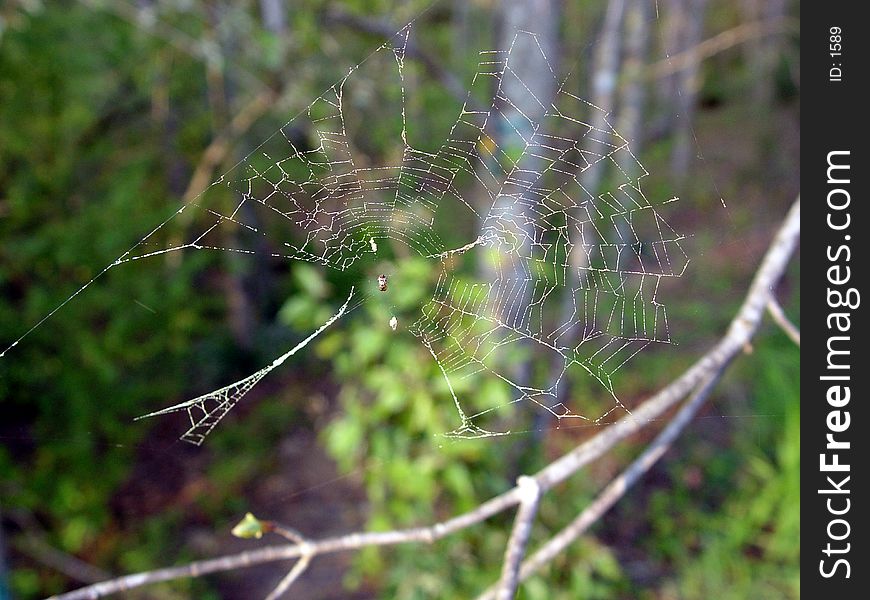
[260,520,314,599]
[262,552,312,600]
[13,535,110,586]
[323,7,486,113]
[645,17,798,82]
[182,87,279,205]
[496,476,542,600]
[767,297,800,346]
[476,372,724,599]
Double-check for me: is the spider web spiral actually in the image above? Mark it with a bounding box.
[131,26,687,442]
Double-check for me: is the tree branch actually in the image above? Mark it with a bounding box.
[50,198,800,600]
[478,197,800,597]
[323,7,486,113]
[766,297,800,346]
[77,0,261,90]
[181,87,279,204]
[496,476,542,600]
[12,535,111,586]
[259,520,314,599]
[645,17,798,82]
[46,496,519,600]
[477,372,725,599]
[263,552,312,600]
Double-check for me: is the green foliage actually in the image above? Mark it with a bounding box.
[0,5,222,597]
[277,258,510,595]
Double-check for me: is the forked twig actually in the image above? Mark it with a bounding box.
[263,553,313,600]
[477,372,724,599]
[644,17,798,81]
[766,297,800,346]
[496,476,542,599]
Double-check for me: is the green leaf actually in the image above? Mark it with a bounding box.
[293,263,330,298]
[231,512,266,539]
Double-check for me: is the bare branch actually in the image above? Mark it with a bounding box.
[47,492,521,600]
[767,297,801,346]
[496,477,542,599]
[645,17,798,82]
[50,199,800,600]
[263,552,313,600]
[182,87,279,204]
[261,520,314,599]
[535,197,799,493]
[5,509,111,586]
[482,199,800,598]
[268,524,308,546]
[77,0,261,90]
[477,372,724,600]
[13,535,111,586]
[323,7,486,113]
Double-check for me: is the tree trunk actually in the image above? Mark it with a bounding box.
[469,0,560,461]
[453,0,473,63]
[741,0,786,108]
[483,2,560,316]
[259,0,287,35]
[654,0,684,134]
[670,0,708,182]
[616,0,652,181]
[546,0,626,420]
[613,0,652,274]
[490,0,560,389]
[209,1,257,351]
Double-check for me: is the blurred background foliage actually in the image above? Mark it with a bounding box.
[0,0,798,598]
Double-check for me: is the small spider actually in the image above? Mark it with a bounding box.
[377,274,388,292]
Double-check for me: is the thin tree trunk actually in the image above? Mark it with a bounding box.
[578,0,626,197]
[670,0,708,182]
[741,0,785,108]
[493,0,560,181]
[465,0,560,466]
[250,0,290,327]
[488,0,560,441]
[453,0,472,63]
[152,47,188,200]
[611,0,653,276]
[208,2,257,351]
[544,0,626,429]
[654,0,684,133]
[484,0,560,238]
[259,0,287,35]
[617,0,652,156]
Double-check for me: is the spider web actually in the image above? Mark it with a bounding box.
[3,26,687,444]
